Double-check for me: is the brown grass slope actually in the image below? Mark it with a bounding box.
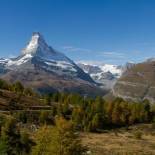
[113,61,155,103]
[82,124,155,155]
[0,89,46,111]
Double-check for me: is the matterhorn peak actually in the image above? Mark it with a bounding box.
[32,32,43,37]
[22,32,52,56]
[31,32,47,45]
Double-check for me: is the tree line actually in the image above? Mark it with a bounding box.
[0,79,155,154]
[43,93,155,132]
[0,79,154,131]
[0,79,35,96]
[9,91,155,132]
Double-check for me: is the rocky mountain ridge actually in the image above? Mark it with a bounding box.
[113,60,155,103]
[0,32,105,96]
[78,62,122,89]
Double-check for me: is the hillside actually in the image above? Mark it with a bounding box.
[0,89,48,111]
[82,124,155,155]
[113,60,155,103]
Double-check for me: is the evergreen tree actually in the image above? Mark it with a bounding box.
[91,113,101,132]
[0,117,33,155]
[0,117,21,155]
[20,130,34,155]
[13,81,24,93]
[24,88,34,96]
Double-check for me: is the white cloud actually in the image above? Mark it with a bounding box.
[100,51,126,58]
[76,60,104,65]
[62,46,91,53]
[62,46,126,58]
[8,54,17,58]
[62,45,128,64]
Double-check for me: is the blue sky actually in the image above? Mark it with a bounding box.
[0,0,155,65]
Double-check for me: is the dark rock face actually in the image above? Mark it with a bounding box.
[2,68,104,96]
[78,63,102,74]
[113,61,155,103]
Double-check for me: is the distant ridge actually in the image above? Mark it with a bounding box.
[113,60,155,103]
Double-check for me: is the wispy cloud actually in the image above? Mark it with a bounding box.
[100,51,126,58]
[76,60,104,65]
[8,54,17,58]
[62,46,126,58]
[62,45,128,64]
[62,46,91,53]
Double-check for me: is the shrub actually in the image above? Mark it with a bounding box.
[151,122,155,129]
[133,131,142,139]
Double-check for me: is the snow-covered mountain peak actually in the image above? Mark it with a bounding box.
[99,64,122,75]
[18,32,75,66]
[22,32,54,57]
[78,62,122,76]
[78,62,123,89]
[0,33,102,96]
[0,33,91,79]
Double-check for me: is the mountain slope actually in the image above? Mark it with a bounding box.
[113,60,155,103]
[78,63,122,89]
[0,32,105,96]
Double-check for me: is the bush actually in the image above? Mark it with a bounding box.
[133,131,142,139]
[151,122,155,129]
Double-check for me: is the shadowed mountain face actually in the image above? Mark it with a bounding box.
[0,32,105,96]
[113,60,155,103]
